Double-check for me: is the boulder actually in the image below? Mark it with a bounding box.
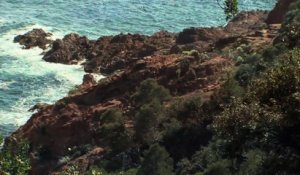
[266,0,295,24]
[14,29,53,50]
[43,33,92,64]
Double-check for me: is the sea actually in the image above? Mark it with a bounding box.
[0,0,277,135]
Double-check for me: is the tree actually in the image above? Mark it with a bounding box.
[132,79,171,145]
[131,78,171,107]
[212,48,300,174]
[217,0,239,20]
[137,144,173,175]
[97,108,132,153]
[134,100,164,145]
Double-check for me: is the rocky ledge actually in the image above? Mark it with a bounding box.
[11,5,286,175]
[14,29,53,50]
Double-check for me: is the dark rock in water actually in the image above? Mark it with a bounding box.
[14,29,53,50]
[43,33,93,64]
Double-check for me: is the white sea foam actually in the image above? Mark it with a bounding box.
[0,18,6,25]
[0,80,14,90]
[0,24,97,128]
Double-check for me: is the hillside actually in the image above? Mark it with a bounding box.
[2,0,300,174]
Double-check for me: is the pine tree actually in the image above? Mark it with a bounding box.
[137,144,173,175]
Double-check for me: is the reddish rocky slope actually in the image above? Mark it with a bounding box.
[11,9,284,175]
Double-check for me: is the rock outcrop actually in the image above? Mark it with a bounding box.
[14,29,53,50]
[43,33,92,64]
[266,0,296,24]
[40,31,175,74]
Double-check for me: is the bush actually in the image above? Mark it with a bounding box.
[234,64,253,86]
[134,101,165,145]
[252,48,300,102]
[0,136,31,175]
[137,144,173,175]
[167,97,203,124]
[96,108,132,153]
[131,79,171,107]
[211,48,300,174]
[179,141,266,175]
[234,44,288,86]
[279,0,300,47]
[98,108,123,124]
[132,79,172,145]
[215,76,245,103]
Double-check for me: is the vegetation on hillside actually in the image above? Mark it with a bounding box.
[0,136,30,175]
[2,0,300,174]
[80,1,300,174]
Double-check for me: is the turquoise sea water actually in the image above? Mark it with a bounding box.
[0,0,276,134]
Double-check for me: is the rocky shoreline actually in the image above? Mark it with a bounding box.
[9,1,291,174]
[16,11,271,75]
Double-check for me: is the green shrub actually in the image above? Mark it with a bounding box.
[252,48,300,102]
[131,79,171,107]
[238,149,265,175]
[96,108,132,153]
[167,97,203,124]
[134,101,165,145]
[203,160,231,175]
[215,76,245,103]
[98,108,123,124]
[0,136,31,175]
[279,0,300,47]
[137,144,173,175]
[212,48,300,174]
[132,79,172,145]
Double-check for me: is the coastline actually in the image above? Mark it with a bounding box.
[0,1,277,136]
[10,8,282,174]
